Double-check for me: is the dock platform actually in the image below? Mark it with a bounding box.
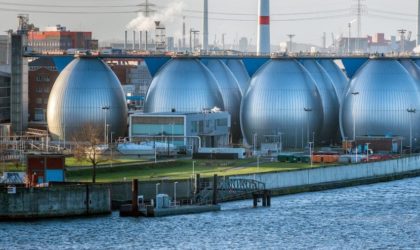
[120,204,221,217]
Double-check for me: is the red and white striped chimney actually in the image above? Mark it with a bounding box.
[257,0,270,55]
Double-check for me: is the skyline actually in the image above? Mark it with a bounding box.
[0,0,418,48]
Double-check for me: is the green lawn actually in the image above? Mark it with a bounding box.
[65,156,146,168]
[66,159,321,182]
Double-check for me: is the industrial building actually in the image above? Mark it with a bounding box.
[129,111,231,150]
[27,25,97,53]
[0,70,10,123]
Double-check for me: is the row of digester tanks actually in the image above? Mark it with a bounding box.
[145,57,347,149]
[47,56,420,149]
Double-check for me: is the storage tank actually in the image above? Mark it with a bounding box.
[203,59,242,143]
[240,59,323,149]
[318,59,348,104]
[47,57,127,141]
[225,59,250,96]
[144,58,224,113]
[300,59,340,144]
[340,59,420,146]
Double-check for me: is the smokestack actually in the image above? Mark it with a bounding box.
[182,16,186,49]
[133,30,136,50]
[257,0,270,55]
[145,31,148,51]
[418,0,420,46]
[139,31,142,50]
[124,30,128,50]
[202,0,208,51]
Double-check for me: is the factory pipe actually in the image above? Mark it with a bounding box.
[418,0,420,46]
[202,0,208,51]
[124,30,128,50]
[257,0,270,55]
[133,30,136,50]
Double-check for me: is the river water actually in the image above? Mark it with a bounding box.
[1,177,420,249]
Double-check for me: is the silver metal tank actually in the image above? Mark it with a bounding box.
[300,59,340,144]
[340,59,420,146]
[225,59,250,96]
[240,59,323,149]
[47,57,128,141]
[203,59,242,143]
[318,59,348,104]
[144,58,224,113]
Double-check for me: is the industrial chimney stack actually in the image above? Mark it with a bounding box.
[418,0,420,46]
[257,0,270,55]
[202,0,209,51]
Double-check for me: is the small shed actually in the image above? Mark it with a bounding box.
[26,154,66,186]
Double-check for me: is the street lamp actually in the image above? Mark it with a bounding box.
[102,106,110,144]
[174,181,178,206]
[192,160,196,177]
[407,108,416,155]
[304,107,312,145]
[110,131,114,168]
[351,92,359,162]
[308,141,314,167]
[253,133,257,156]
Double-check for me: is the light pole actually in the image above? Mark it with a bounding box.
[351,92,359,162]
[192,160,196,177]
[308,141,314,167]
[102,106,110,145]
[253,133,257,156]
[174,181,178,206]
[110,131,114,168]
[407,108,416,155]
[365,142,370,162]
[304,107,312,145]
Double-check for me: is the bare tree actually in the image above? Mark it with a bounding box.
[72,123,108,183]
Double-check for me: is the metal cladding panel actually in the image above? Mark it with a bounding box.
[300,59,340,144]
[318,59,349,105]
[144,58,224,113]
[341,58,369,79]
[47,57,128,140]
[406,59,420,82]
[240,59,323,148]
[340,59,420,146]
[225,59,251,96]
[204,59,242,142]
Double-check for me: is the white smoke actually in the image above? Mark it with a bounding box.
[126,1,184,31]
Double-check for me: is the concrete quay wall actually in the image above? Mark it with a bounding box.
[232,156,420,190]
[0,184,111,220]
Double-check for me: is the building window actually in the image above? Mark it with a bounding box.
[34,108,45,121]
[44,87,50,93]
[36,74,50,82]
[191,121,197,133]
[43,98,49,104]
[36,98,42,104]
[217,119,227,126]
[35,87,42,93]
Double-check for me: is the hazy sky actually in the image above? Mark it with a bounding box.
[0,0,417,48]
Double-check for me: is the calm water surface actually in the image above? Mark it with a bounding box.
[1,177,420,249]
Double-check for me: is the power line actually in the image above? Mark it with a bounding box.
[0,1,137,8]
[368,8,416,17]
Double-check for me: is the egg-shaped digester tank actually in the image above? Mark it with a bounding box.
[318,59,348,104]
[144,58,224,113]
[340,59,420,146]
[47,57,128,141]
[203,59,242,143]
[225,59,250,96]
[240,59,323,149]
[300,59,340,144]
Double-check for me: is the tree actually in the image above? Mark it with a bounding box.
[72,123,108,183]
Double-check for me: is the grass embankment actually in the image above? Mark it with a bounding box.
[65,157,145,168]
[66,159,320,182]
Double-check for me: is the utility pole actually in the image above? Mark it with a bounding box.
[287,34,295,53]
[398,29,407,53]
